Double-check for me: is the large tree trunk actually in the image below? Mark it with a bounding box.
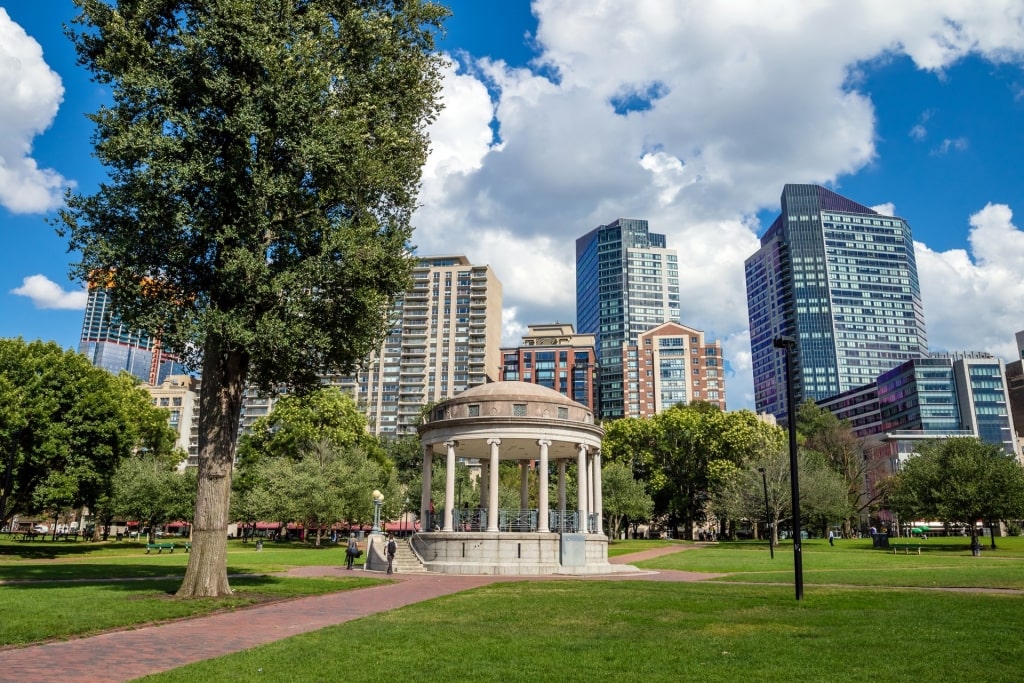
[176,338,248,598]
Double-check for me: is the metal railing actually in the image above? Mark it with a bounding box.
[549,510,579,533]
[498,509,538,532]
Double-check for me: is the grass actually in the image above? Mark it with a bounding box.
[638,537,1024,589]
[0,575,379,647]
[0,537,361,582]
[141,580,1024,682]
[0,536,381,645]
[606,538,692,557]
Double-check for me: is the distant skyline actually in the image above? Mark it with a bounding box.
[3,1,1024,410]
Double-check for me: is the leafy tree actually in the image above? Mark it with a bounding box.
[237,388,385,465]
[604,404,783,540]
[601,462,654,540]
[797,400,879,534]
[110,455,197,542]
[886,438,1024,547]
[60,0,449,597]
[0,338,176,532]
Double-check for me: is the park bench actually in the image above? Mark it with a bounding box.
[892,544,922,555]
[145,542,176,554]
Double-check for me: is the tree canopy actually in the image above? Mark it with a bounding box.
[885,438,1024,540]
[603,403,783,539]
[0,338,176,530]
[60,0,449,597]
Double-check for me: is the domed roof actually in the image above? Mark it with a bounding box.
[451,381,579,406]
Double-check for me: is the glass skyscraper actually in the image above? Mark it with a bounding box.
[79,287,185,385]
[576,218,680,420]
[745,184,928,420]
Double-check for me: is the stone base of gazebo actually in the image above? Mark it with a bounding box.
[410,532,641,576]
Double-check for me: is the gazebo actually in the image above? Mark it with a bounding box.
[412,381,633,575]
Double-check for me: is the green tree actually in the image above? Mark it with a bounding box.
[60,0,448,597]
[886,438,1024,547]
[601,462,654,540]
[604,404,783,540]
[0,338,176,532]
[110,455,197,542]
[797,400,878,534]
[237,388,385,465]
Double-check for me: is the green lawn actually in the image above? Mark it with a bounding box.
[0,536,381,645]
[638,537,1024,589]
[142,580,1024,683]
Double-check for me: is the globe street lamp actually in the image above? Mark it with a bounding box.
[371,489,384,534]
[757,467,774,560]
[773,335,803,600]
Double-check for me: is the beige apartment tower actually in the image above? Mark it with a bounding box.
[327,255,503,437]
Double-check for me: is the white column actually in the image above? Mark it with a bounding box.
[487,438,500,532]
[420,444,433,531]
[520,461,530,509]
[576,443,588,534]
[443,440,457,532]
[537,440,551,532]
[587,453,595,533]
[593,449,604,535]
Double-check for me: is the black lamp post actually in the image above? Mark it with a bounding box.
[758,466,773,560]
[773,335,803,600]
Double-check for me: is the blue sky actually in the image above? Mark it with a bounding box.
[2,1,1024,410]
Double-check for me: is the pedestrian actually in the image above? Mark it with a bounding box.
[971,534,981,557]
[828,530,835,546]
[386,534,397,574]
[346,536,359,570]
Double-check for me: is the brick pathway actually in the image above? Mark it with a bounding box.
[0,550,719,683]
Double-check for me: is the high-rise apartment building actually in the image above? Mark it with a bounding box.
[1006,330,1024,442]
[144,374,199,469]
[79,286,186,385]
[326,255,503,437]
[576,218,680,420]
[745,184,928,421]
[622,322,725,417]
[500,323,597,410]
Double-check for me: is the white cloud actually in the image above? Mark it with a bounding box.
[10,274,87,310]
[909,124,927,140]
[917,203,1024,361]
[0,9,71,213]
[413,1,1024,409]
[931,137,969,155]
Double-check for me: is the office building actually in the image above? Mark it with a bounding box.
[745,184,928,421]
[820,352,1020,493]
[1006,330,1024,442]
[500,323,597,410]
[325,255,503,437]
[79,286,186,385]
[576,218,680,420]
[621,322,725,417]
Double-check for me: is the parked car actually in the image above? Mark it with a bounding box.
[33,525,49,533]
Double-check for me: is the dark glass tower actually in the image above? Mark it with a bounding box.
[576,218,680,420]
[745,184,928,420]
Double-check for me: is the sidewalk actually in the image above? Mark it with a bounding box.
[0,550,716,683]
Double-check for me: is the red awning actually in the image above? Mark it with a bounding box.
[384,521,420,532]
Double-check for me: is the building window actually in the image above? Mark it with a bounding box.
[558,407,568,419]
[513,404,527,417]
[468,405,480,417]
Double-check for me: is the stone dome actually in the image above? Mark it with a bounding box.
[423,381,595,427]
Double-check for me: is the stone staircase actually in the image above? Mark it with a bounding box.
[391,538,427,574]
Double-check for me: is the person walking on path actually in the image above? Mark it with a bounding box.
[346,536,359,569]
[386,534,398,574]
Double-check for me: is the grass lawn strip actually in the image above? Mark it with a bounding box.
[139,580,1024,683]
